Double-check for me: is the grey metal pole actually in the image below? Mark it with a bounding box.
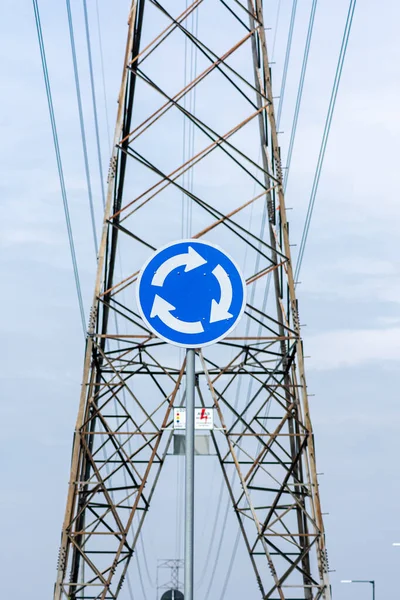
[371,580,375,600]
[184,349,195,600]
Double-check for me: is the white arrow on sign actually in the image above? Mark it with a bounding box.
[151,246,207,287]
[210,264,233,323]
[150,295,204,334]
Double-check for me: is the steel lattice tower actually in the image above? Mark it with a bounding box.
[54,2,331,599]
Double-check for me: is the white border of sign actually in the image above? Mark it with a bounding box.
[173,407,186,430]
[194,407,214,430]
[135,239,247,348]
[173,407,214,430]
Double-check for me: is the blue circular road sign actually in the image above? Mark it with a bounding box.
[136,239,246,348]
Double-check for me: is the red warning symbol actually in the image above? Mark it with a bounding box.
[195,408,213,430]
[200,408,208,422]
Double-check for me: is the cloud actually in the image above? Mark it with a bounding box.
[306,326,400,370]
[300,256,400,305]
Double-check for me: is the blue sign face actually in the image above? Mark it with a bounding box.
[136,239,246,348]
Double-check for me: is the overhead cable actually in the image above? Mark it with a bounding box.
[95,0,112,151]
[283,0,318,190]
[32,0,86,334]
[89,3,153,590]
[294,0,356,281]
[218,529,241,599]
[65,0,98,255]
[206,1,318,593]
[271,0,282,62]
[135,549,149,600]
[197,190,257,590]
[203,219,270,596]
[276,0,298,128]
[82,0,106,207]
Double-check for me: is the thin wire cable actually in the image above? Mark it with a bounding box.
[82,0,106,207]
[99,439,138,600]
[218,528,241,600]
[202,485,235,599]
[135,549,149,600]
[86,4,153,586]
[215,272,274,599]
[271,0,282,62]
[283,0,318,191]
[203,0,302,585]
[95,0,112,152]
[180,1,189,239]
[294,0,356,281]
[70,3,148,594]
[127,574,136,600]
[196,473,227,586]
[200,145,267,594]
[176,2,190,565]
[196,202,256,588]
[65,0,98,256]
[176,3,200,567]
[203,181,269,598]
[35,3,147,596]
[207,1,355,594]
[276,0,298,128]
[187,6,199,234]
[217,4,355,591]
[198,190,258,590]
[138,532,155,588]
[32,0,86,334]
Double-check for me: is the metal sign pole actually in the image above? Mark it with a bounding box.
[184,349,195,600]
[136,239,246,600]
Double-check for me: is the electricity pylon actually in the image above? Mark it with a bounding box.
[157,559,184,598]
[54,1,331,599]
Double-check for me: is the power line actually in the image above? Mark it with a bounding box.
[201,94,273,599]
[294,0,356,281]
[208,1,344,592]
[95,0,112,152]
[218,529,241,600]
[82,0,106,207]
[283,0,318,191]
[203,241,270,596]
[196,474,227,587]
[276,0,298,128]
[135,548,149,600]
[32,0,86,334]
[177,4,201,572]
[271,0,282,63]
[138,531,155,588]
[38,3,146,595]
[86,4,154,590]
[197,203,257,588]
[202,474,234,599]
[187,4,199,233]
[201,7,290,576]
[202,0,300,586]
[65,0,98,256]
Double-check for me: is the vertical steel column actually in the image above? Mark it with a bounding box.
[185,349,195,600]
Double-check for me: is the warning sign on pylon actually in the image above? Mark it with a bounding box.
[195,408,214,430]
[173,408,214,430]
[173,408,186,430]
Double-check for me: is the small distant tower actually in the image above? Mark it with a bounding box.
[157,559,184,600]
[160,592,184,600]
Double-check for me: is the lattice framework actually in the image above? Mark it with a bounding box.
[54,2,331,599]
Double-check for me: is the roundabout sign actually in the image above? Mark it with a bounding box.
[136,239,246,348]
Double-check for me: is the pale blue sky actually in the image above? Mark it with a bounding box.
[1,1,399,599]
